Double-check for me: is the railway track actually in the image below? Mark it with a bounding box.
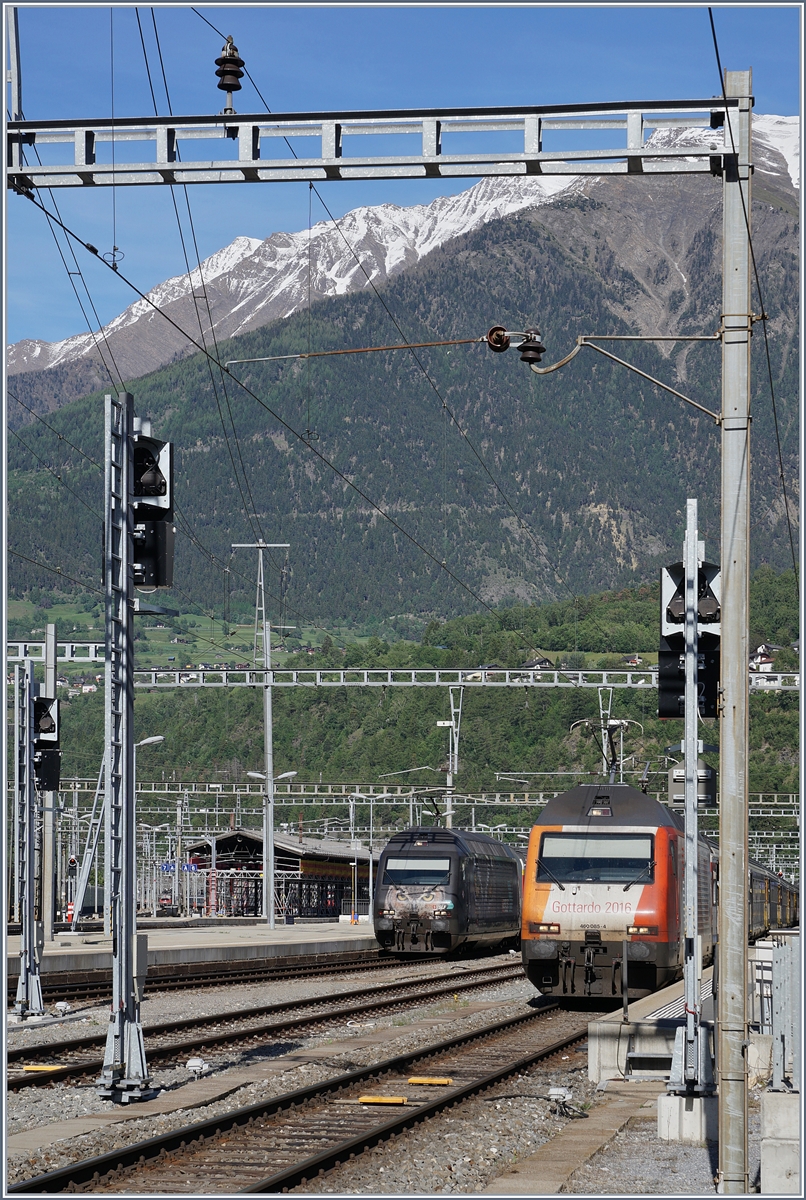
[6,948,396,1004]
[9,1005,589,1194]
[8,960,525,1090]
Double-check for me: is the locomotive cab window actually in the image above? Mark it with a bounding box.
[383,857,452,886]
[537,834,654,884]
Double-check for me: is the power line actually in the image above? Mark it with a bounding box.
[14,192,513,626]
[14,117,125,391]
[188,6,574,609]
[189,6,613,651]
[151,7,268,547]
[136,8,267,548]
[8,428,102,520]
[708,7,799,595]
[7,389,103,470]
[172,506,349,650]
[9,382,343,652]
[8,549,104,596]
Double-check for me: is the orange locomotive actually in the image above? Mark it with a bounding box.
[521,782,713,999]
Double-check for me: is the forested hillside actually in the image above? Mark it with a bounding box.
[53,571,799,798]
[9,168,798,633]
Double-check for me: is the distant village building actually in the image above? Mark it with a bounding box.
[749,645,776,673]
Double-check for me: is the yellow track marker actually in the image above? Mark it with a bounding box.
[357,1095,408,1105]
[408,1077,453,1086]
[21,1065,60,1072]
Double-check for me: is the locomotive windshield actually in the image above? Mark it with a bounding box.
[383,856,452,887]
[538,834,654,884]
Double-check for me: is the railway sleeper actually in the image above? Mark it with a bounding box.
[10,1008,566,1195]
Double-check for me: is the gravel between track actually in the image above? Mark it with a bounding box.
[12,960,756,1196]
[292,1044,598,1195]
[8,956,580,1187]
[563,1088,765,1195]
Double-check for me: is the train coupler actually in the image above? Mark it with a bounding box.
[560,955,576,994]
[583,947,598,996]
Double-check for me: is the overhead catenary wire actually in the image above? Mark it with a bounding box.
[172,507,349,651]
[9,428,102,521]
[16,192,515,625]
[708,7,799,595]
[8,548,104,597]
[11,97,125,391]
[138,8,268,549]
[189,6,580,615]
[8,389,103,469]
[7,391,346,655]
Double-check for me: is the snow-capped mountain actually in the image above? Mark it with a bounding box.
[7,114,797,387]
[7,175,580,382]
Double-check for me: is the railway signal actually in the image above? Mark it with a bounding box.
[658,558,721,719]
[32,694,61,791]
[131,421,174,591]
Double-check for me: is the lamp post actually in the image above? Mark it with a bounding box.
[348,791,390,920]
[247,770,297,928]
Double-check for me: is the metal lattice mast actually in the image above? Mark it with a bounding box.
[667,500,715,1099]
[14,659,44,1016]
[682,502,703,1088]
[598,688,614,777]
[41,623,57,942]
[98,392,151,1102]
[11,665,21,924]
[442,687,463,828]
[71,758,105,932]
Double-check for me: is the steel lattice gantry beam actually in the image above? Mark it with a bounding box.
[7,98,736,191]
[4,646,801,691]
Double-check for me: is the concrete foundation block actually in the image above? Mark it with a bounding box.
[657,1092,718,1143]
[760,1137,800,1195]
[761,1089,800,1141]
[747,1034,773,1086]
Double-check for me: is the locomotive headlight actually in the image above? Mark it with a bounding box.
[529,922,561,934]
[627,925,659,936]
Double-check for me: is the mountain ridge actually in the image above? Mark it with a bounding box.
[8,114,797,416]
[9,151,798,624]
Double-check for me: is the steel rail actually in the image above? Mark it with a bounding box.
[6,959,519,1065]
[7,963,524,1090]
[5,949,395,1005]
[7,1005,572,1194]
[242,1028,585,1194]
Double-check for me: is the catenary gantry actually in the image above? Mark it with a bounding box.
[7,98,736,190]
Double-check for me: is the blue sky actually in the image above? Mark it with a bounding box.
[6,3,801,346]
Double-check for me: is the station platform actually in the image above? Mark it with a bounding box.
[588,967,715,1084]
[7,921,380,992]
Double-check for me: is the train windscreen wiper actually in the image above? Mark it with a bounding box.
[622,860,656,892]
[537,858,565,891]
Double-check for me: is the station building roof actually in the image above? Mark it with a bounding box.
[186,828,381,871]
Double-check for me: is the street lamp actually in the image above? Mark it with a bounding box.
[247,770,297,928]
[348,791,391,922]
